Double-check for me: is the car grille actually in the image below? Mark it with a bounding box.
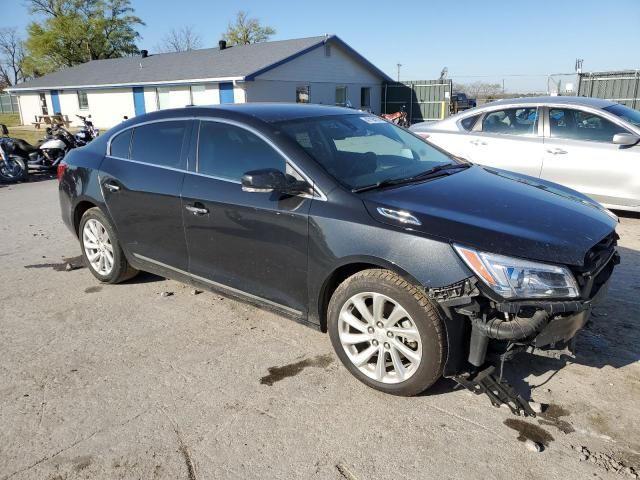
[572,231,619,300]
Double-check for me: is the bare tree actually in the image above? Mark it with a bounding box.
[157,26,203,53]
[0,28,25,86]
[454,81,502,99]
[222,11,275,46]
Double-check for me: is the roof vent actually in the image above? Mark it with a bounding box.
[219,40,227,50]
[141,49,148,58]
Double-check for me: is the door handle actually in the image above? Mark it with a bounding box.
[470,139,487,146]
[103,180,120,192]
[546,148,568,155]
[185,204,209,215]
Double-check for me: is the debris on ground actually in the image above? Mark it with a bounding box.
[573,446,638,477]
[191,289,202,295]
[159,291,174,297]
[524,439,542,452]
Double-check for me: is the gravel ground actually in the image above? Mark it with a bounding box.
[1,178,639,480]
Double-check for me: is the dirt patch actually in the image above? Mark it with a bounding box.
[538,403,574,434]
[24,255,84,272]
[84,285,102,293]
[504,418,554,448]
[260,354,333,386]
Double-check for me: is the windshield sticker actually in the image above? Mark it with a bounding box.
[361,116,386,124]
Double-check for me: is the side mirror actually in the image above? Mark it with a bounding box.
[612,132,640,146]
[241,168,309,195]
[0,124,8,135]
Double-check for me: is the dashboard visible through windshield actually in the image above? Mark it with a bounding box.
[276,114,457,190]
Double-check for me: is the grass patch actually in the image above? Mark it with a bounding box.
[0,113,20,127]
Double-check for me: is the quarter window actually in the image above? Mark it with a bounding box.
[481,107,538,136]
[130,121,187,168]
[460,114,481,131]
[336,86,347,107]
[109,130,132,158]
[549,108,627,143]
[197,122,285,181]
[296,86,310,104]
[77,90,89,110]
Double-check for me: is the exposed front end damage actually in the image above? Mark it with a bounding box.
[431,232,620,416]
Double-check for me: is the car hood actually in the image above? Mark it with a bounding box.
[361,165,617,266]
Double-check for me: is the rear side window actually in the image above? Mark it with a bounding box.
[481,107,538,136]
[460,114,480,131]
[549,108,627,143]
[197,121,285,181]
[109,130,131,158]
[130,121,187,168]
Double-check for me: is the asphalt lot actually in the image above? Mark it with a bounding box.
[1,178,639,480]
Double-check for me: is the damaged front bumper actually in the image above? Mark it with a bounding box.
[431,236,619,416]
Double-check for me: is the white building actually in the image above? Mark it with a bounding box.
[9,35,391,129]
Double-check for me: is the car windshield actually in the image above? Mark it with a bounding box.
[603,104,640,127]
[275,114,457,190]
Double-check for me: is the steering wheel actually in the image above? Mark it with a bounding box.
[342,151,377,178]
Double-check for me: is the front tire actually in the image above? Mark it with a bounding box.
[79,207,138,283]
[328,269,446,396]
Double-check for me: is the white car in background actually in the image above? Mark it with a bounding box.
[410,96,640,212]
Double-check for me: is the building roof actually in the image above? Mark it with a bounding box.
[9,35,392,92]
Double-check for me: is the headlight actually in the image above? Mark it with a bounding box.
[454,244,580,299]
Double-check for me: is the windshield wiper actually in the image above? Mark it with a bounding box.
[352,163,470,193]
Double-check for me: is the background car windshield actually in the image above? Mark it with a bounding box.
[604,104,640,127]
[276,114,453,190]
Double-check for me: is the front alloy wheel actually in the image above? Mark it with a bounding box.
[338,292,422,384]
[328,269,446,396]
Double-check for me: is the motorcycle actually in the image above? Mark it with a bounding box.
[0,126,28,184]
[0,123,80,172]
[380,104,409,127]
[74,114,99,145]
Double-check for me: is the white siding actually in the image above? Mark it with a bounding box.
[245,42,384,112]
[233,84,246,103]
[86,89,135,127]
[16,93,41,126]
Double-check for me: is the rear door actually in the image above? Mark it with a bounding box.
[464,106,544,177]
[100,119,193,270]
[181,119,311,313]
[541,107,639,208]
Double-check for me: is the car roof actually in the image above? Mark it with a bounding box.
[131,103,361,125]
[482,95,617,108]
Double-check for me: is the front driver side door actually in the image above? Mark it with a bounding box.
[181,120,312,314]
[541,107,639,208]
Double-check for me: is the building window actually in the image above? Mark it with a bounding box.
[39,92,48,115]
[190,85,206,105]
[335,86,347,107]
[156,87,171,109]
[360,87,371,108]
[77,91,89,110]
[296,86,310,104]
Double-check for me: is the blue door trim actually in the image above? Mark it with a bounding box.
[132,87,145,116]
[219,83,234,104]
[50,90,61,114]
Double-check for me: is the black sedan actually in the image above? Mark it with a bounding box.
[58,104,618,410]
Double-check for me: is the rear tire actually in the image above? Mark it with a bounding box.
[79,207,138,284]
[328,269,446,396]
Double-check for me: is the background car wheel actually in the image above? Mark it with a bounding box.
[328,269,446,396]
[79,207,138,284]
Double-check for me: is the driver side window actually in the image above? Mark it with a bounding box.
[548,108,627,143]
[197,121,285,181]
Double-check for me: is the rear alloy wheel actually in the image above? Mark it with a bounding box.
[79,207,138,283]
[328,269,446,396]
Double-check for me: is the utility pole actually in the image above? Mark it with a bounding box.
[502,79,505,94]
[396,63,402,83]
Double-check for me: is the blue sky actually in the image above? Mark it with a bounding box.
[3,0,639,92]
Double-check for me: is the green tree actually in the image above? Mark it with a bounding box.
[23,0,144,77]
[222,11,275,46]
